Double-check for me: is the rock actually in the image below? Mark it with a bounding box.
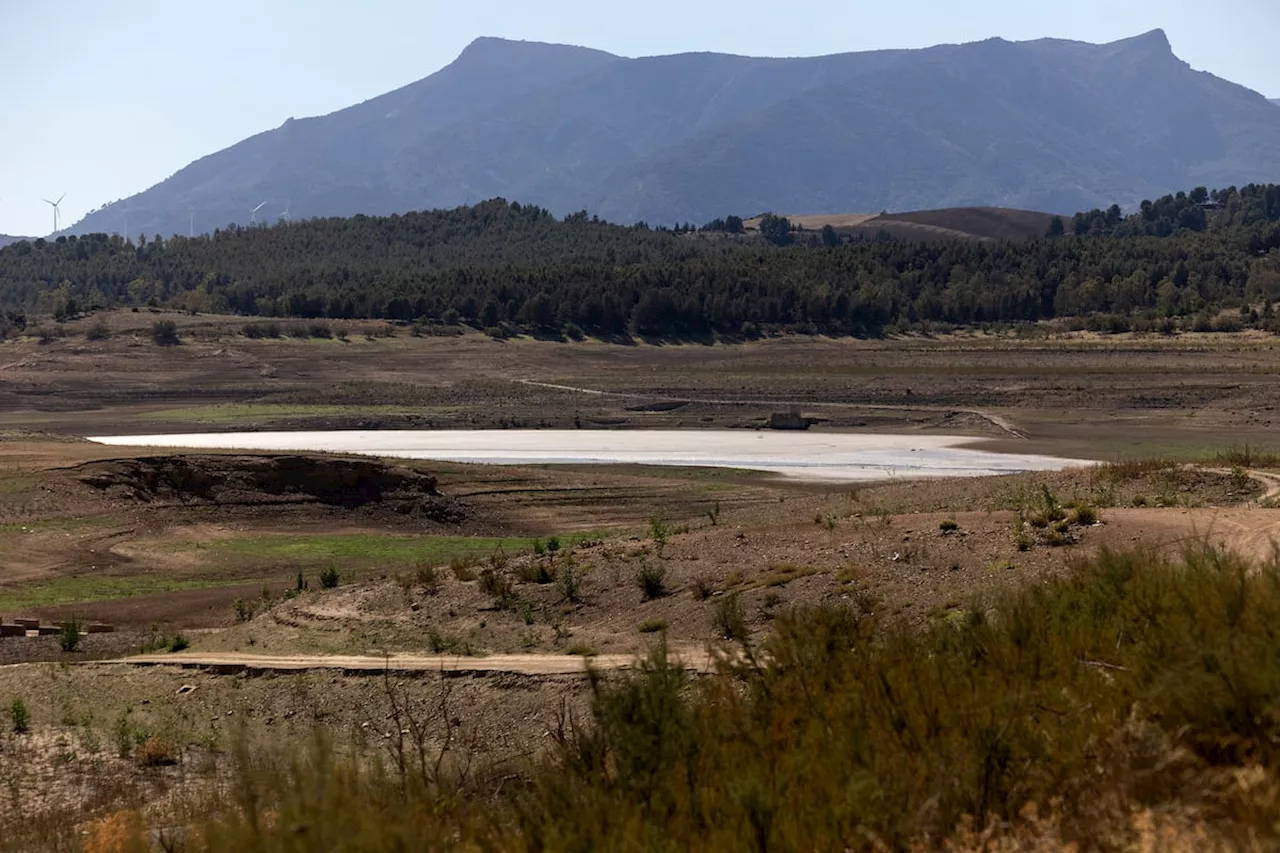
[73,454,465,521]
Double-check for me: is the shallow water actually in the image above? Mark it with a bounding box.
[86,429,1089,483]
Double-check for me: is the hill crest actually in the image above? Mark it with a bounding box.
[64,32,1280,237]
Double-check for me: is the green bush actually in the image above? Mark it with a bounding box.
[59,619,82,652]
[557,562,581,604]
[9,698,29,734]
[319,566,340,589]
[649,516,669,557]
[169,634,190,653]
[151,319,180,346]
[711,592,747,641]
[635,561,668,601]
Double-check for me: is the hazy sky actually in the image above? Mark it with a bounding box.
[2,0,1277,237]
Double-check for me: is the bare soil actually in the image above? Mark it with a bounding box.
[5,313,1280,833]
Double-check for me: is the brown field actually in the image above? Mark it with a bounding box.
[744,206,1060,241]
[4,310,1280,840]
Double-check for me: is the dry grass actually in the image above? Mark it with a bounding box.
[16,542,1280,851]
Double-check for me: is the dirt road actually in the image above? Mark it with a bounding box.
[104,649,714,676]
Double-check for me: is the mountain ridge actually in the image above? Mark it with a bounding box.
[65,31,1280,236]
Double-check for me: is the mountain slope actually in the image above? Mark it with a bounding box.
[0,236,28,249]
[67,32,1280,235]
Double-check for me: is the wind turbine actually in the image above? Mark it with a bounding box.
[279,198,291,223]
[249,200,267,225]
[43,193,66,233]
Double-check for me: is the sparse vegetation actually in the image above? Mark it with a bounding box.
[557,561,581,604]
[638,618,667,634]
[649,515,669,558]
[711,592,747,642]
[85,317,111,340]
[415,564,441,594]
[939,518,959,533]
[151,319,180,346]
[9,698,29,734]
[635,560,669,601]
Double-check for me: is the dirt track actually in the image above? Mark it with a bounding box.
[105,649,713,676]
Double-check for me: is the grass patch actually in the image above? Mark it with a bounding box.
[195,532,605,574]
[0,574,251,611]
[142,403,456,424]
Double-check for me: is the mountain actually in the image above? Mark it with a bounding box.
[0,236,28,249]
[66,31,1280,235]
[1271,98,1280,107]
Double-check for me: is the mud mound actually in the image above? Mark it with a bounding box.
[74,454,463,520]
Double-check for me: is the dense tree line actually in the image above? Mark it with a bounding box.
[2,188,1280,340]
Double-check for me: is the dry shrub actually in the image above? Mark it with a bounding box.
[135,735,178,767]
[82,810,145,853]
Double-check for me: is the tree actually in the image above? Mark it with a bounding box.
[1046,216,1065,238]
[758,213,792,246]
[821,224,840,247]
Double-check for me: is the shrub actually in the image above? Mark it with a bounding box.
[1070,504,1099,526]
[136,735,178,767]
[9,698,29,734]
[168,634,190,653]
[478,568,514,602]
[649,516,669,557]
[415,565,441,594]
[233,598,253,623]
[639,619,668,634]
[85,318,111,341]
[319,566,340,589]
[547,536,561,553]
[59,618,83,652]
[691,575,715,601]
[939,518,959,533]
[518,560,556,584]
[151,319,180,346]
[635,561,669,601]
[533,539,546,556]
[712,592,747,642]
[451,558,478,582]
[557,562,581,604]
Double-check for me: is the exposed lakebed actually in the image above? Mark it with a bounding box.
[86,430,1089,483]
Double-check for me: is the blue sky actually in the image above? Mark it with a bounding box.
[1,0,1277,237]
